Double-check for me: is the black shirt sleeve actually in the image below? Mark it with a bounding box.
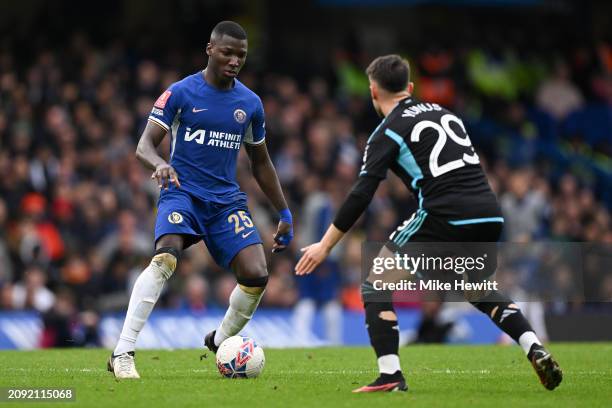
[333,130,399,232]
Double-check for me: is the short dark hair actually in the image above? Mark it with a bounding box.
[211,21,247,41]
[366,55,410,93]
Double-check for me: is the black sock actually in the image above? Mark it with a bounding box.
[471,291,535,343]
[365,301,399,360]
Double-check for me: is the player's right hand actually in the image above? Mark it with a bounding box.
[152,163,181,189]
[272,220,293,253]
[295,242,330,275]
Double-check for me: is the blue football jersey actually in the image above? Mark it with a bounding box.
[148,72,266,204]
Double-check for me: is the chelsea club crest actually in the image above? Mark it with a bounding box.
[234,109,247,124]
[168,212,183,224]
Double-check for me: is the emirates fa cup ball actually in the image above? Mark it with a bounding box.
[216,336,265,379]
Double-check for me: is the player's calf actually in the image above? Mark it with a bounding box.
[470,290,562,390]
[366,301,400,361]
[208,275,268,351]
[470,290,540,352]
[360,281,408,391]
[354,299,408,393]
[113,247,179,356]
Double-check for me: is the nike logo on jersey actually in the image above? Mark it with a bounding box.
[192,107,208,113]
[241,231,255,239]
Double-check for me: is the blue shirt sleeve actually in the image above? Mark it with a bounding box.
[243,97,265,145]
[148,84,181,131]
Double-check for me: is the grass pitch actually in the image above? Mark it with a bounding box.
[0,344,610,408]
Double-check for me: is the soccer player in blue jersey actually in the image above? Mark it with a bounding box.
[108,21,293,379]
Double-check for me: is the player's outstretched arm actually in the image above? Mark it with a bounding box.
[244,142,292,252]
[295,224,344,275]
[297,126,397,274]
[295,175,381,275]
[136,121,181,190]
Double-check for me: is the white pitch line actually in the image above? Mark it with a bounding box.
[1,368,609,376]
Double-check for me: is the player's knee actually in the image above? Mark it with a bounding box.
[365,302,397,327]
[379,310,397,321]
[150,247,180,281]
[364,302,398,356]
[237,275,268,295]
[236,257,267,280]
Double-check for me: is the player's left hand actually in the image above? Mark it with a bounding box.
[272,221,293,253]
[295,242,330,275]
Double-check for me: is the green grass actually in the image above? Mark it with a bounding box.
[0,344,610,408]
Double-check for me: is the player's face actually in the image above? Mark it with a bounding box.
[207,35,248,79]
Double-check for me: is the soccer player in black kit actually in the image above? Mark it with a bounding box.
[296,55,562,393]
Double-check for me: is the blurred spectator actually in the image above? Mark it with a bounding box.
[264,255,298,308]
[10,265,55,312]
[414,301,455,343]
[500,169,549,241]
[179,273,209,313]
[536,62,584,120]
[40,288,100,348]
[293,180,343,345]
[19,192,65,266]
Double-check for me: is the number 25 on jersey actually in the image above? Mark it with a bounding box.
[228,211,254,235]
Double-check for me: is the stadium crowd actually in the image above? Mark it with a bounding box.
[0,34,610,346]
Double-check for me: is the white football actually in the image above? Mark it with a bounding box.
[216,335,265,378]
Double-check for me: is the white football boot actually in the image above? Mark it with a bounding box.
[107,352,140,379]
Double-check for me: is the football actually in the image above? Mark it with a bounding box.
[215,336,265,379]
